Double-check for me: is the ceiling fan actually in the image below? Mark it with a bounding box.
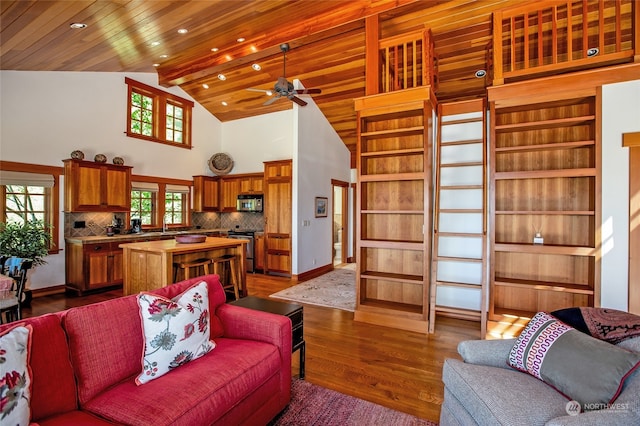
[247,43,321,107]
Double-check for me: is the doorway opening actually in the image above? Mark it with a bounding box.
[332,180,349,266]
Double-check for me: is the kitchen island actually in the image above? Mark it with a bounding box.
[120,237,248,296]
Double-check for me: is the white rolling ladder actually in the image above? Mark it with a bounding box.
[429,99,487,335]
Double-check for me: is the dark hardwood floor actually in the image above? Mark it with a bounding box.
[23,267,480,422]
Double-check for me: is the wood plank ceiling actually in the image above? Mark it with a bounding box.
[1,0,529,164]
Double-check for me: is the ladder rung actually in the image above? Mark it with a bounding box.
[435,231,485,237]
[435,256,483,263]
[441,161,483,168]
[440,138,484,146]
[439,209,483,214]
[440,185,483,190]
[434,305,482,319]
[435,280,483,289]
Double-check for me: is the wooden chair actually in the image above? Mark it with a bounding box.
[0,258,32,324]
[212,254,240,300]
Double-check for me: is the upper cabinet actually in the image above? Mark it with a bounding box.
[219,176,241,212]
[238,174,264,194]
[63,159,132,212]
[192,175,220,212]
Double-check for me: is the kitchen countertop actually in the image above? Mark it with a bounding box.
[65,228,230,244]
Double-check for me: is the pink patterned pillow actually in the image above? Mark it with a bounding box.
[0,325,32,425]
[508,311,640,408]
[136,281,215,385]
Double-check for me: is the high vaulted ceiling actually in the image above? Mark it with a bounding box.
[1,0,531,163]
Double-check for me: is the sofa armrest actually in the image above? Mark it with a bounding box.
[216,304,292,353]
[546,409,640,426]
[457,338,516,369]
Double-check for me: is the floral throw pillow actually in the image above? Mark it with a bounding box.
[136,281,215,385]
[0,325,32,425]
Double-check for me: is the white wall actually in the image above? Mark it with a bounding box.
[220,110,293,173]
[293,81,351,274]
[600,79,640,310]
[0,70,222,289]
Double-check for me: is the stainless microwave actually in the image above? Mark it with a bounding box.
[237,194,263,212]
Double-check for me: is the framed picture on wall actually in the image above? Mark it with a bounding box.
[315,197,328,217]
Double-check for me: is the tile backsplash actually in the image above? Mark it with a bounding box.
[65,211,264,237]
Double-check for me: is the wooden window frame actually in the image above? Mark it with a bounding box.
[0,161,61,255]
[129,176,191,230]
[125,77,194,149]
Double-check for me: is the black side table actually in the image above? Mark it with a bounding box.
[230,296,305,379]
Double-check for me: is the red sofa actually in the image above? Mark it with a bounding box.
[0,275,292,425]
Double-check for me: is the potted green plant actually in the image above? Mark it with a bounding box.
[0,220,52,268]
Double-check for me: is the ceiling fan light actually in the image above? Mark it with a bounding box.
[217,74,226,81]
[252,63,261,71]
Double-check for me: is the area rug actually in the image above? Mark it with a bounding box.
[271,379,436,425]
[270,268,355,312]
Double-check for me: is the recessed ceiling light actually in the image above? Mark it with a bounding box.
[153,63,160,67]
[211,47,219,52]
[150,41,160,47]
[250,45,258,53]
[252,64,261,71]
[217,74,226,81]
[237,37,245,43]
[475,69,487,78]
[69,23,87,29]
[221,101,228,106]
[224,55,232,61]
[160,54,169,59]
[202,83,209,89]
[177,28,188,34]
[587,47,599,57]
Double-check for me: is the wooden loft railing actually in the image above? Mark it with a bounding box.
[364,16,438,96]
[378,29,438,94]
[492,0,639,85]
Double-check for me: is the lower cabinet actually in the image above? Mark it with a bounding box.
[255,233,265,271]
[65,240,123,295]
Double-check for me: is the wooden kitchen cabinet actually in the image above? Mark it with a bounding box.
[63,159,132,212]
[65,240,123,295]
[193,175,220,212]
[264,159,292,275]
[238,173,264,194]
[255,233,265,271]
[220,176,241,212]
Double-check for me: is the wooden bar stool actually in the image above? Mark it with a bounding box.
[212,254,240,300]
[173,258,213,282]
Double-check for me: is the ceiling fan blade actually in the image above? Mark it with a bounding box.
[295,88,322,95]
[263,95,280,106]
[246,88,270,93]
[291,96,307,106]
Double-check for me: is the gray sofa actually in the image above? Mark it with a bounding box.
[441,336,640,425]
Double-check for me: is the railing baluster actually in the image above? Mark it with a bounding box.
[510,16,516,72]
[538,10,543,67]
[599,0,604,54]
[567,1,573,61]
[524,12,529,70]
[615,0,621,52]
[582,0,588,59]
[552,5,558,64]
[403,42,408,89]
